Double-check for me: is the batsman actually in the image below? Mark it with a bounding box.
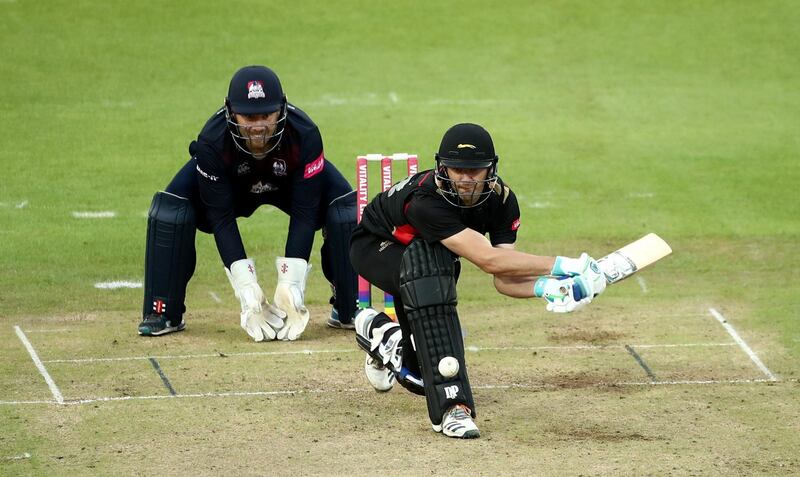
[139,65,358,340]
[350,123,606,438]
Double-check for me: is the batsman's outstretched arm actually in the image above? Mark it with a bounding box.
[441,228,555,277]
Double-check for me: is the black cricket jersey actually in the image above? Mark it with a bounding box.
[189,104,328,267]
[358,170,521,250]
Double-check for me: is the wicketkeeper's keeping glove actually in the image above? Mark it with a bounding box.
[226,258,286,341]
[273,257,312,341]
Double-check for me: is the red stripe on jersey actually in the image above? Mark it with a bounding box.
[511,218,521,231]
[417,171,432,186]
[393,201,419,244]
[393,224,418,245]
[304,152,325,178]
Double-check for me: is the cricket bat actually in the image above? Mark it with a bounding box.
[597,233,672,284]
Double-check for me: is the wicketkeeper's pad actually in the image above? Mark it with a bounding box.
[143,191,196,321]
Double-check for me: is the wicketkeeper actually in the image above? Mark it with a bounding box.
[139,65,358,340]
[350,123,606,438]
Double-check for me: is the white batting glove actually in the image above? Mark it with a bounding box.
[274,257,312,341]
[225,258,286,341]
[551,252,607,298]
[534,275,592,313]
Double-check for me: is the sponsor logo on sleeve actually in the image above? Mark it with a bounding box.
[247,80,265,99]
[303,152,325,179]
[511,218,521,231]
[196,164,219,182]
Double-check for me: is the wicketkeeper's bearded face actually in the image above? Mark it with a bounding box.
[233,112,282,158]
[225,65,287,160]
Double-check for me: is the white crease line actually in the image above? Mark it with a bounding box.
[0,399,61,405]
[636,276,648,293]
[618,378,773,386]
[94,281,142,289]
[209,291,222,303]
[478,378,772,389]
[388,92,399,103]
[22,329,72,333]
[3,452,31,460]
[16,200,28,209]
[43,348,360,363]
[709,308,778,381]
[61,387,368,405]
[43,342,735,364]
[2,378,778,406]
[14,326,63,404]
[630,342,735,349]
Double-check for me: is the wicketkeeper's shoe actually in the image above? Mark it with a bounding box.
[138,314,185,336]
[326,307,355,330]
[432,404,480,439]
[364,356,395,392]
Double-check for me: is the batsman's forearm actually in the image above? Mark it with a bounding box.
[479,248,555,277]
[493,275,537,298]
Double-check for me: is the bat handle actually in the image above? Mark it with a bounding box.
[597,252,638,284]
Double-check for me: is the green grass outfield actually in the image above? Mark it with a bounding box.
[1,1,798,475]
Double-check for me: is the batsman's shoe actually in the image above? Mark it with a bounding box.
[138,314,185,336]
[364,356,395,391]
[326,307,355,330]
[432,404,480,439]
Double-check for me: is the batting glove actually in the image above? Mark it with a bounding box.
[551,252,607,297]
[534,275,592,313]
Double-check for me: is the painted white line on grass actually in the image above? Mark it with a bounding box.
[209,291,222,303]
[2,378,777,407]
[709,308,778,382]
[16,200,28,209]
[388,92,399,103]
[43,348,360,363]
[22,329,72,333]
[43,342,736,364]
[631,342,735,349]
[526,201,553,209]
[72,211,116,218]
[618,378,774,386]
[3,453,31,461]
[0,399,60,405]
[14,326,63,404]
[478,378,773,390]
[636,276,648,293]
[627,192,655,198]
[94,281,142,289]
[61,387,369,405]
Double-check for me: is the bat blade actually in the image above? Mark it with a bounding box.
[597,233,672,284]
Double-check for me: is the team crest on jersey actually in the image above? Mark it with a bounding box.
[247,81,266,99]
[272,159,287,176]
[250,181,277,194]
[237,162,251,176]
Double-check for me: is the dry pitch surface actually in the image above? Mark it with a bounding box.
[2,297,797,476]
